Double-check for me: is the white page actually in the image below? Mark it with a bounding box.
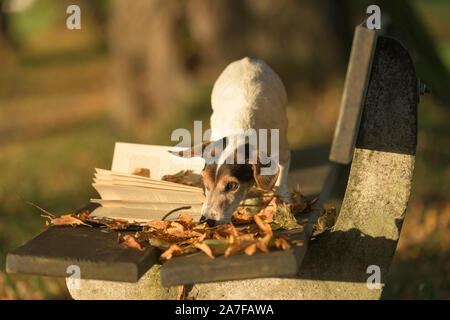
[93,177,204,193]
[111,142,205,179]
[95,168,200,188]
[89,206,201,222]
[90,199,202,212]
[94,169,203,192]
[92,184,205,203]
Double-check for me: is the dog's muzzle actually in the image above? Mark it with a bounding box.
[199,215,216,227]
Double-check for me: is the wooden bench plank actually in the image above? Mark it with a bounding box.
[329,25,378,164]
[6,226,160,282]
[160,228,308,286]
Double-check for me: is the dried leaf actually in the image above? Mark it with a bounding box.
[177,285,185,300]
[202,239,228,255]
[224,235,257,257]
[232,214,254,225]
[215,223,240,238]
[132,167,150,178]
[160,244,184,261]
[194,242,215,259]
[119,235,145,251]
[274,203,302,230]
[275,237,291,250]
[244,243,257,256]
[166,222,186,235]
[255,233,272,253]
[50,215,91,227]
[146,220,169,229]
[162,170,192,184]
[144,235,172,250]
[258,197,277,222]
[192,222,208,231]
[179,214,193,226]
[253,215,272,234]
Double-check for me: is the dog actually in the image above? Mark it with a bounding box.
[172,57,290,226]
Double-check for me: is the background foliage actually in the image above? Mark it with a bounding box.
[0,0,448,299]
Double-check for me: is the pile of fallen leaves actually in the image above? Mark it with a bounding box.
[146,187,316,261]
[28,183,317,261]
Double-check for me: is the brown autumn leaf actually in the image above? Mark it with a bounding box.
[255,233,272,253]
[49,215,91,227]
[162,170,192,184]
[215,223,240,238]
[146,220,170,230]
[233,215,254,225]
[179,214,193,226]
[112,217,130,224]
[194,242,215,259]
[253,214,272,234]
[166,222,186,235]
[160,244,184,261]
[275,237,291,250]
[119,235,145,251]
[197,232,207,242]
[75,210,90,221]
[224,234,258,257]
[192,222,208,231]
[132,167,151,178]
[292,202,308,214]
[256,197,277,222]
[244,243,257,256]
[177,285,185,300]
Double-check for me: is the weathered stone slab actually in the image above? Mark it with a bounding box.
[68,264,178,300]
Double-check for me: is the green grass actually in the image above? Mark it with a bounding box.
[0,117,132,299]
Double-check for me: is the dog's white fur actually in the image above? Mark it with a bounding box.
[209,57,291,199]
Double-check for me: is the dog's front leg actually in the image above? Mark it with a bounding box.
[274,150,291,202]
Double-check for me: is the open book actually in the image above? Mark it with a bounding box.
[89,142,206,222]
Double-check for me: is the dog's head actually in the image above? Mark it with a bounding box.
[170,139,279,226]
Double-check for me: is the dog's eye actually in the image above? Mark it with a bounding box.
[224,181,239,192]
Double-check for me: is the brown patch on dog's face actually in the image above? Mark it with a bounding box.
[171,140,280,226]
[200,164,254,225]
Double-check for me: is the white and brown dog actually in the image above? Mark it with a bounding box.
[173,57,290,226]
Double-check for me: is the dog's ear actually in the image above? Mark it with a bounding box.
[247,147,280,190]
[252,162,280,191]
[169,141,214,158]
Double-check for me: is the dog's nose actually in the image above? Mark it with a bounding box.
[199,216,216,227]
[205,219,216,227]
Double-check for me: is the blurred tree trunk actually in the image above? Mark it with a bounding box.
[330,0,450,104]
[0,0,17,51]
[108,0,188,131]
[108,0,449,133]
[108,0,342,133]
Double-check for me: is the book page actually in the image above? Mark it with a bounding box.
[93,178,204,193]
[89,206,201,222]
[90,199,202,213]
[111,142,205,179]
[94,168,203,192]
[92,184,205,203]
